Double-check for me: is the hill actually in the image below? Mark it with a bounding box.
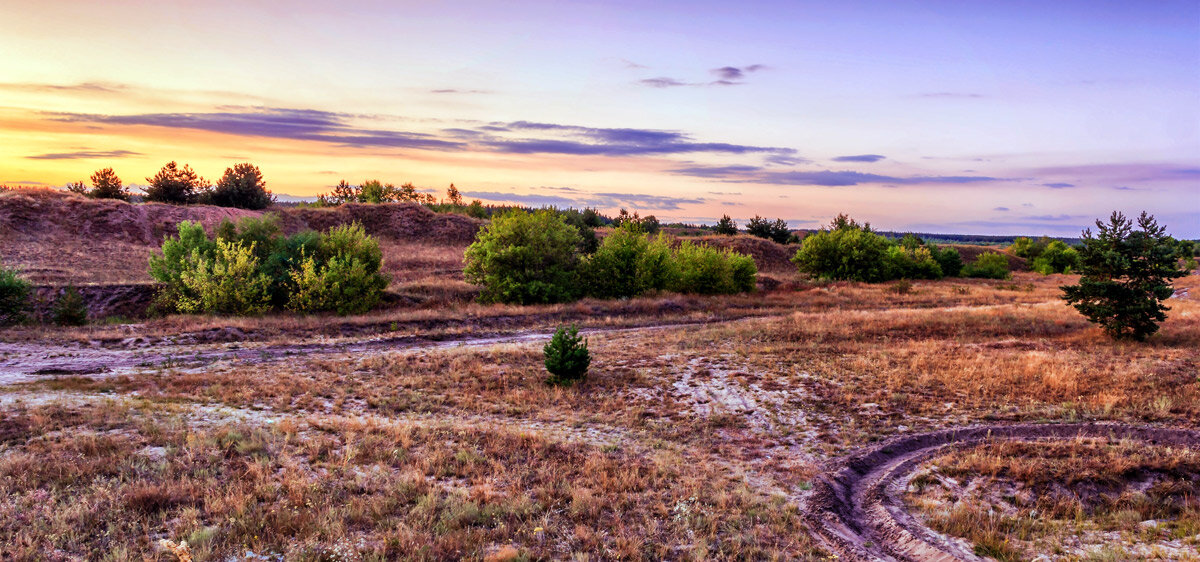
[0,190,483,285]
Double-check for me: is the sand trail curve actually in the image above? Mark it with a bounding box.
[804,422,1200,561]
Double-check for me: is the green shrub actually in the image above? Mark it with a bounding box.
[151,218,387,315]
[580,224,677,298]
[544,325,590,386]
[792,223,894,282]
[463,209,582,305]
[671,241,755,294]
[1062,211,1186,340]
[286,238,389,315]
[174,239,272,315]
[52,285,88,326]
[930,245,964,277]
[1009,236,1053,260]
[149,221,218,310]
[962,251,1012,279]
[0,263,31,326]
[884,245,943,280]
[1030,240,1079,275]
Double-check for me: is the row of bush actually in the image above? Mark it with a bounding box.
[463,210,757,305]
[790,216,991,281]
[150,216,388,315]
[68,162,274,210]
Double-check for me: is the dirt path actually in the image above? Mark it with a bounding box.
[803,422,1200,561]
[0,321,716,384]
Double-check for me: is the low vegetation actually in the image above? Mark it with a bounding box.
[465,213,758,305]
[0,261,30,326]
[962,251,1012,279]
[792,215,965,282]
[149,216,389,316]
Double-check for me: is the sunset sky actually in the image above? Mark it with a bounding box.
[1,0,1197,236]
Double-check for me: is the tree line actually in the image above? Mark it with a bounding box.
[67,162,273,210]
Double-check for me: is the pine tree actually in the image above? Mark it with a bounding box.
[1061,211,1186,340]
[715,214,738,235]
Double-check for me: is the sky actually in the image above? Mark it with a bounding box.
[1,0,1197,236]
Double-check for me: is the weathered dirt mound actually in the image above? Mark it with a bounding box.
[0,190,483,283]
[30,284,157,320]
[951,244,1027,271]
[280,203,482,243]
[0,190,257,246]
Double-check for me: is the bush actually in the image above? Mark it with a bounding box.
[884,245,943,280]
[930,246,964,277]
[174,239,272,315]
[206,163,274,209]
[580,224,676,298]
[962,251,1011,279]
[544,325,590,386]
[715,214,738,235]
[1030,240,1079,275]
[746,216,792,244]
[286,224,389,315]
[144,162,208,204]
[1062,211,1186,340]
[792,223,894,282]
[463,209,582,305]
[0,263,30,326]
[151,218,388,315]
[52,285,89,326]
[1009,236,1050,259]
[671,241,756,295]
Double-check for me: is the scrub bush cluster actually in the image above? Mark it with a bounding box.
[149,215,388,315]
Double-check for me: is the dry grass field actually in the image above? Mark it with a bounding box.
[1,193,1198,560]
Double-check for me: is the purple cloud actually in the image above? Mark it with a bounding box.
[27,149,142,160]
[1042,182,1075,188]
[832,154,886,163]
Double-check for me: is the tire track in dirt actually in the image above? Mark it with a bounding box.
[0,321,718,383]
[804,422,1200,561]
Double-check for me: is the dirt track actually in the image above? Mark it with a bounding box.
[804,422,1200,561]
[0,321,711,384]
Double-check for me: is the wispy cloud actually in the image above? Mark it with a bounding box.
[429,88,492,94]
[669,164,1003,186]
[26,149,142,160]
[49,107,466,151]
[994,206,1010,211]
[832,154,886,163]
[1042,182,1075,188]
[639,77,693,88]
[0,81,127,94]
[463,189,705,211]
[917,92,985,99]
[48,108,795,159]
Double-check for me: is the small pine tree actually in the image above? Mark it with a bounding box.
[1062,211,1186,340]
[446,183,464,206]
[144,161,207,204]
[715,214,738,235]
[207,163,273,209]
[89,168,129,200]
[543,325,591,386]
[66,181,88,195]
[52,285,88,326]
